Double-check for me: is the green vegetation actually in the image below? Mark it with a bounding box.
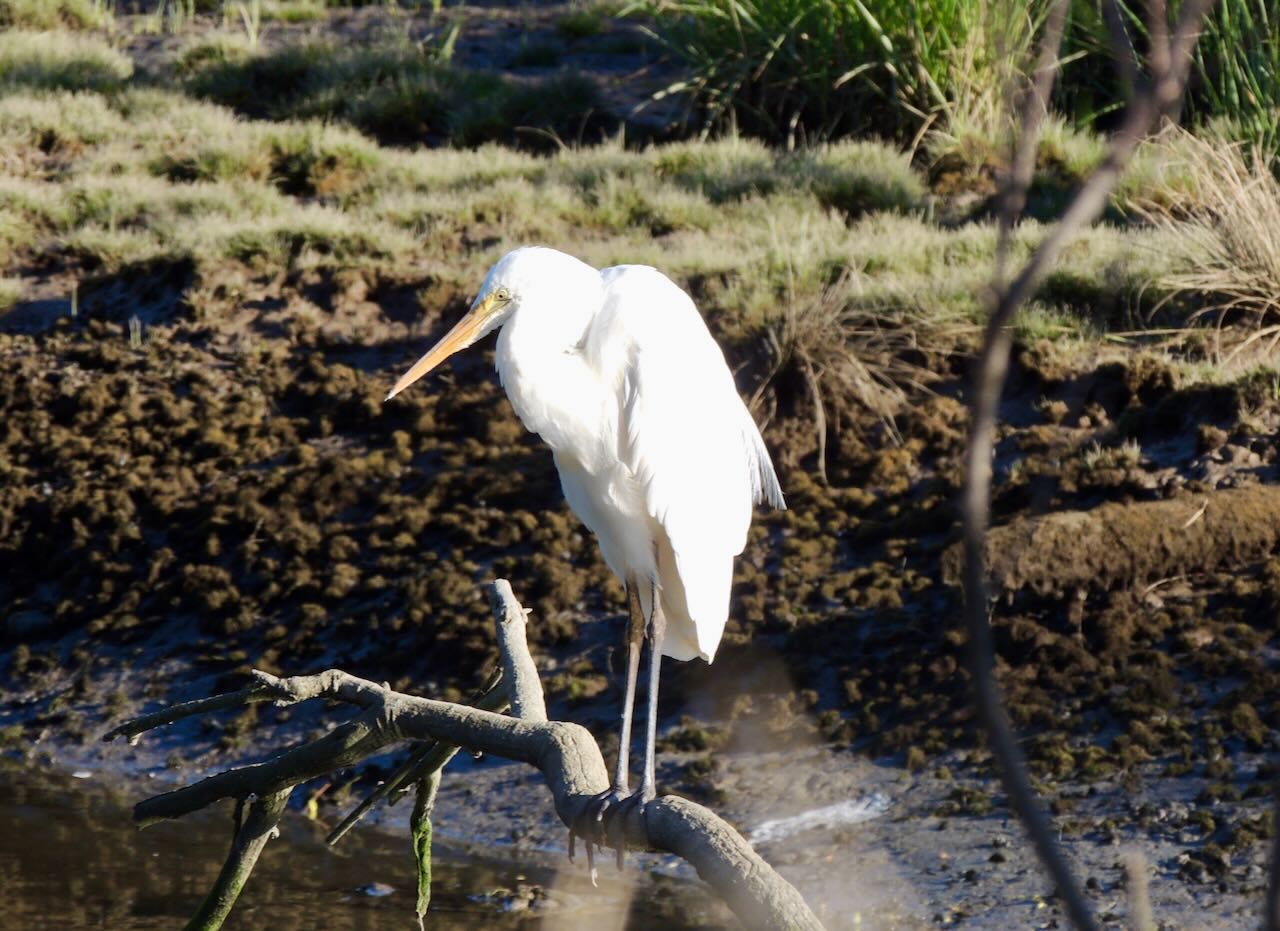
[0,30,132,92]
[641,0,1280,163]
[260,0,328,23]
[1188,0,1280,161]
[180,36,603,148]
[0,0,113,30]
[635,0,1047,142]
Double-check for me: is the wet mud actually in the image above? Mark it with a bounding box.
[2,260,1279,927]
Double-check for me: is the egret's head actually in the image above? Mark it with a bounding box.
[384,250,538,401]
[387,247,601,401]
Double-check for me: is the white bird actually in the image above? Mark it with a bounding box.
[386,246,784,847]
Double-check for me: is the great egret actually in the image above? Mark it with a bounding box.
[387,246,784,855]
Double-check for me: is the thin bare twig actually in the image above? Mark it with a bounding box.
[995,0,1070,284]
[962,2,1215,930]
[102,687,268,745]
[1102,0,1141,98]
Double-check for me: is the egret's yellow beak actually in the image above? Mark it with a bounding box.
[385,293,502,401]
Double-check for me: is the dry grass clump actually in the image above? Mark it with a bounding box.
[1130,129,1280,360]
[0,277,22,313]
[762,269,953,469]
[0,31,132,93]
[0,0,111,30]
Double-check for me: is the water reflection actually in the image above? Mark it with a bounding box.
[0,764,723,929]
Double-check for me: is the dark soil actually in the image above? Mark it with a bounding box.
[2,252,1279,925]
[3,7,1280,929]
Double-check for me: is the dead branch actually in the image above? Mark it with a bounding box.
[105,580,823,931]
[325,665,507,846]
[961,2,1215,930]
[187,787,290,931]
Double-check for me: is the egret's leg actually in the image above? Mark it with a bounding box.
[611,582,645,792]
[637,594,667,802]
[570,581,644,867]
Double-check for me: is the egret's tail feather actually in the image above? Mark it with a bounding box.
[742,413,785,510]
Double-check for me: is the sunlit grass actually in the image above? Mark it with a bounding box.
[0,277,22,313]
[0,30,132,93]
[1129,130,1280,366]
[0,26,1231,413]
[0,78,1183,331]
[180,37,604,149]
[0,0,112,30]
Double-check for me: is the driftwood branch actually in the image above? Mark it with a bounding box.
[325,664,507,846]
[962,2,1214,930]
[106,580,823,931]
[186,787,290,931]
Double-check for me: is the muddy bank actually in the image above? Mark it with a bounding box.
[1,260,1279,926]
[946,483,1280,595]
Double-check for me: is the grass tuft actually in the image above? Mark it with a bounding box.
[0,31,133,93]
[0,277,22,313]
[1133,130,1280,359]
[636,0,1040,145]
[183,39,604,150]
[0,0,112,30]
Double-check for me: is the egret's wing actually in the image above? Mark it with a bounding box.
[591,265,783,659]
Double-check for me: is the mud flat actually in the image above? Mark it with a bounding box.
[2,6,1280,927]
[4,266,1280,927]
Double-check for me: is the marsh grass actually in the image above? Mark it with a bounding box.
[1180,0,1280,166]
[0,30,1213,410]
[760,268,962,470]
[0,31,133,93]
[0,277,22,314]
[636,0,1044,145]
[182,38,604,149]
[0,0,112,30]
[1129,131,1280,363]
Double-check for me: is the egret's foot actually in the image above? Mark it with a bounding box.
[569,786,653,871]
[607,788,652,861]
[604,787,656,869]
[569,786,627,875]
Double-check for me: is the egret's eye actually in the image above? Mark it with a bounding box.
[494,287,513,304]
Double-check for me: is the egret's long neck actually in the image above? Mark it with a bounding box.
[495,296,610,464]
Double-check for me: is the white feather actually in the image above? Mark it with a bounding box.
[427,247,784,663]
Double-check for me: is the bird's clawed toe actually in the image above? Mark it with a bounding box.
[569,786,651,871]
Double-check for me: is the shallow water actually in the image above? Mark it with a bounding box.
[0,763,709,930]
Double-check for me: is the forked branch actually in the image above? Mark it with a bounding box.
[105,581,823,931]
